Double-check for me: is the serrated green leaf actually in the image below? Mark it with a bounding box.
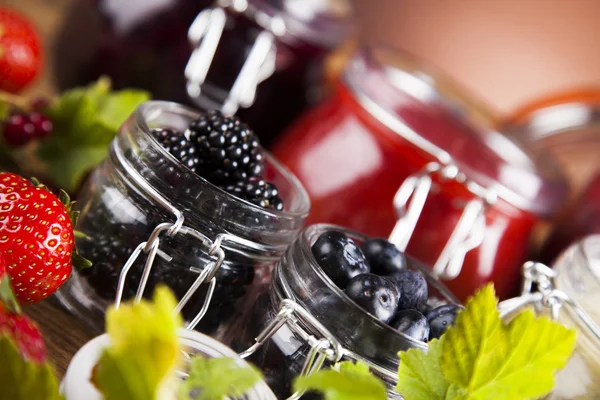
[441,285,509,391]
[439,284,577,400]
[179,357,263,400]
[98,90,150,132]
[38,144,108,191]
[93,286,182,400]
[463,310,576,400]
[38,77,149,192]
[396,337,450,400]
[293,361,387,400]
[0,336,63,400]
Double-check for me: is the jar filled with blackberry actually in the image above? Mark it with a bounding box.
[54,0,354,146]
[55,101,310,336]
[225,224,460,399]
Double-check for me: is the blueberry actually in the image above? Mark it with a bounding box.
[427,304,462,340]
[362,238,407,275]
[311,231,370,288]
[345,273,399,323]
[388,269,428,310]
[391,309,429,342]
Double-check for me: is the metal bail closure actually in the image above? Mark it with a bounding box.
[185,0,285,115]
[388,162,497,280]
[114,222,226,330]
[238,299,344,400]
[498,262,600,342]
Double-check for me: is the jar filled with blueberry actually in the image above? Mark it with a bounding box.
[56,100,311,335]
[227,224,460,399]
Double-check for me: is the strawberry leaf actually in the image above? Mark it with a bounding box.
[0,335,63,400]
[0,277,19,314]
[179,357,263,400]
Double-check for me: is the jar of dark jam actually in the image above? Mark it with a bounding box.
[501,91,600,262]
[272,46,569,301]
[226,224,459,399]
[55,101,310,335]
[53,0,353,146]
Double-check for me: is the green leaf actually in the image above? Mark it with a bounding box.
[293,361,387,400]
[93,286,182,400]
[179,357,263,400]
[98,90,150,132]
[0,277,20,313]
[395,284,577,400]
[441,285,509,391]
[38,144,109,192]
[396,337,450,400]
[461,310,576,400]
[0,336,63,400]
[38,77,150,192]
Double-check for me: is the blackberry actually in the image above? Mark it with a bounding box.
[151,128,200,172]
[187,110,263,185]
[222,177,284,211]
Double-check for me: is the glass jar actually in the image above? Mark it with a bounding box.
[53,0,353,146]
[503,90,600,201]
[55,101,310,335]
[61,329,277,400]
[272,46,568,301]
[546,236,600,399]
[501,91,600,263]
[225,224,459,399]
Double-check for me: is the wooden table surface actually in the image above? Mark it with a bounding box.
[25,298,97,377]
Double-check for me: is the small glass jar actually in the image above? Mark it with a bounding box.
[225,224,459,399]
[53,0,353,146]
[61,329,277,400]
[501,91,600,263]
[272,46,568,301]
[56,101,310,335]
[547,236,600,399]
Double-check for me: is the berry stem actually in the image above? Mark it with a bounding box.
[0,90,30,111]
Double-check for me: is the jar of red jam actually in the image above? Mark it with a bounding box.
[272,46,568,301]
[501,91,600,262]
[226,224,459,399]
[54,0,353,146]
[56,101,310,335]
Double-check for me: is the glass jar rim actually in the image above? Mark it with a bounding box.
[503,90,600,142]
[276,223,461,354]
[61,330,276,400]
[342,46,568,216]
[133,101,311,220]
[248,0,354,48]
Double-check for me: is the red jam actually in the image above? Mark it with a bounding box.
[273,47,567,301]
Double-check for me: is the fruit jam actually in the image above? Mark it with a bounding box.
[273,47,568,301]
[54,0,353,146]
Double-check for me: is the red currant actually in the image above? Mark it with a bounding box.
[3,114,35,147]
[29,112,53,138]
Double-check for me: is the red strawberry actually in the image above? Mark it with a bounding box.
[0,253,47,363]
[0,8,42,93]
[0,173,88,304]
